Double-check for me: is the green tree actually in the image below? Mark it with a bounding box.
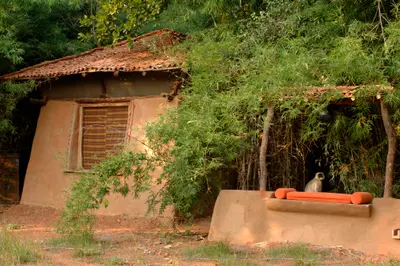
[0,0,93,141]
[78,0,164,45]
[0,0,94,73]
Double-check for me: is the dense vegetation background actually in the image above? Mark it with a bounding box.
[1,0,400,235]
[0,0,94,148]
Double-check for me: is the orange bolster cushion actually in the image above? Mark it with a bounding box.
[351,192,373,205]
[286,191,352,204]
[275,188,296,199]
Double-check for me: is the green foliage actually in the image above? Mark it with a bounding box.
[0,81,34,139]
[47,234,95,248]
[56,173,97,239]
[57,149,158,238]
[73,247,103,258]
[0,227,43,265]
[323,102,389,195]
[386,3,400,85]
[0,0,93,73]
[0,1,25,67]
[326,36,384,85]
[183,242,233,260]
[47,234,112,260]
[79,0,163,45]
[138,1,212,35]
[0,0,93,150]
[183,242,261,265]
[104,256,125,265]
[265,243,330,265]
[6,224,22,230]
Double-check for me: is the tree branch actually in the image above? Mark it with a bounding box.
[377,0,387,45]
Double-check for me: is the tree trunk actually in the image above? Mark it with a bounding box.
[259,105,274,191]
[380,100,396,198]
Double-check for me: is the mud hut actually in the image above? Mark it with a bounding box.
[0,29,185,219]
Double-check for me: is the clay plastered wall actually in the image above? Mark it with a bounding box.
[21,97,177,218]
[21,101,74,208]
[96,97,177,217]
[209,190,400,259]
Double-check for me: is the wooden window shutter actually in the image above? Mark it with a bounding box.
[105,106,129,154]
[82,105,129,169]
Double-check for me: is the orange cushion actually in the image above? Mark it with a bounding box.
[351,192,373,205]
[275,188,296,199]
[286,191,352,204]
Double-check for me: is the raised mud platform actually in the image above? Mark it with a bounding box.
[208,190,400,259]
[266,198,371,218]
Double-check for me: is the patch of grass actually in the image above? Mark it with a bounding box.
[159,232,174,245]
[183,229,194,236]
[183,242,261,265]
[0,227,44,265]
[6,223,22,230]
[386,259,400,266]
[220,262,261,266]
[47,235,104,258]
[368,258,400,266]
[73,247,103,258]
[184,242,235,261]
[104,256,126,265]
[47,234,95,248]
[265,243,329,265]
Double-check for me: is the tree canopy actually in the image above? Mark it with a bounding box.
[0,0,94,145]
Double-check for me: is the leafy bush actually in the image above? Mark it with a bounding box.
[57,149,158,238]
[0,81,34,144]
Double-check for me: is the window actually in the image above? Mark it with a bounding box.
[80,104,129,169]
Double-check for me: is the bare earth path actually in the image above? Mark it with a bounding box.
[0,203,397,266]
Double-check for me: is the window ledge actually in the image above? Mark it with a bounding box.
[63,170,124,177]
[63,169,90,174]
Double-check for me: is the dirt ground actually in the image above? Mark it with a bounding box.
[0,203,398,266]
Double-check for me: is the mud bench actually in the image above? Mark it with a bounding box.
[266,198,372,217]
[265,189,373,218]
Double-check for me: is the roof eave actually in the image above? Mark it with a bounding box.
[1,66,183,81]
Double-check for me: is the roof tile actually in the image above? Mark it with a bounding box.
[1,29,185,81]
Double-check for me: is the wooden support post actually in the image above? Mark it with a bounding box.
[259,105,274,191]
[380,100,396,198]
[100,79,109,98]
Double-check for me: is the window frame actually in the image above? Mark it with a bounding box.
[75,101,133,171]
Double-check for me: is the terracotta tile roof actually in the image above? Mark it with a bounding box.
[1,29,185,81]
